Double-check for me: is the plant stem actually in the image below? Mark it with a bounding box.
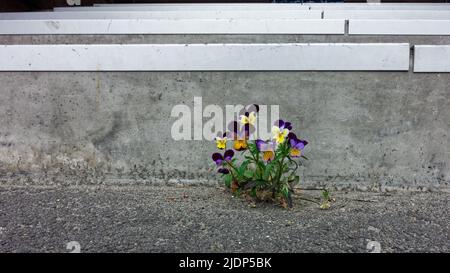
[226,160,239,173]
[251,143,262,179]
[274,156,286,194]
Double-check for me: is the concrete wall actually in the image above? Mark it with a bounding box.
[0,34,449,191]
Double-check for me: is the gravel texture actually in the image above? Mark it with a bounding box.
[0,185,448,253]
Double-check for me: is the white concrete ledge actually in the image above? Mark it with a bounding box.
[0,11,312,20]
[349,20,450,35]
[62,4,311,11]
[0,19,344,35]
[309,3,450,10]
[0,43,410,71]
[27,10,321,19]
[4,11,324,20]
[414,45,450,72]
[324,10,450,19]
[73,3,450,11]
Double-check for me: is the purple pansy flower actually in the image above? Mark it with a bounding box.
[275,119,293,131]
[227,121,252,151]
[287,133,308,157]
[218,168,230,174]
[256,139,276,162]
[228,120,254,139]
[212,149,234,166]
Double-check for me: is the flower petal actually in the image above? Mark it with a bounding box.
[240,115,249,125]
[215,138,227,150]
[224,149,235,160]
[212,153,223,164]
[255,139,264,151]
[289,138,297,147]
[276,119,285,128]
[228,121,239,134]
[218,168,230,174]
[284,122,292,131]
[290,148,301,157]
[296,142,305,150]
[262,151,275,162]
[288,132,297,141]
[248,112,257,125]
[271,126,281,135]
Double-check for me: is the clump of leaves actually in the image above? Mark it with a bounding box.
[319,189,332,210]
[211,104,308,208]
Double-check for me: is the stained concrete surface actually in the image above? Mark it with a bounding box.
[0,71,449,190]
[2,34,450,45]
[0,34,449,191]
[0,185,448,253]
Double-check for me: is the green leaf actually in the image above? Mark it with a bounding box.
[262,163,273,180]
[250,187,257,198]
[235,188,242,197]
[322,189,330,200]
[292,175,300,185]
[239,160,250,173]
[255,180,266,187]
[244,170,254,179]
[224,174,232,188]
[282,185,289,198]
[248,142,259,155]
[257,161,265,170]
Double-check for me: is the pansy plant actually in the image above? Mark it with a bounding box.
[211,105,309,208]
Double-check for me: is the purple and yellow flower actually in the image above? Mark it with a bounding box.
[218,168,230,174]
[288,132,308,158]
[275,119,293,131]
[272,120,292,144]
[256,139,276,162]
[228,121,249,151]
[272,126,288,144]
[233,131,248,151]
[240,111,257,126]
[215,132,228,150]
[212,150,234,174]
[212,149,234,166]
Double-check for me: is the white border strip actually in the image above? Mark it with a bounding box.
[0,19,344,35]
[349,20,450,35]
[91,3,310,11]
[309,3,450,10]
[67,3,450,11]
[27,10,321,19]
[324,10,450,19]
[414,45,450,72]
[61,4,311,11]
[0,43,410,71]
[1,11,318,20]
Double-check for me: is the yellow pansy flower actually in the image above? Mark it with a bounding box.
[240,112,257,126]
[215,136,227,150]
[272,125,289,144]
[233,137,248,151]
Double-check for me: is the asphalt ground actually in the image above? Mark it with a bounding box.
[0,185,448,253]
